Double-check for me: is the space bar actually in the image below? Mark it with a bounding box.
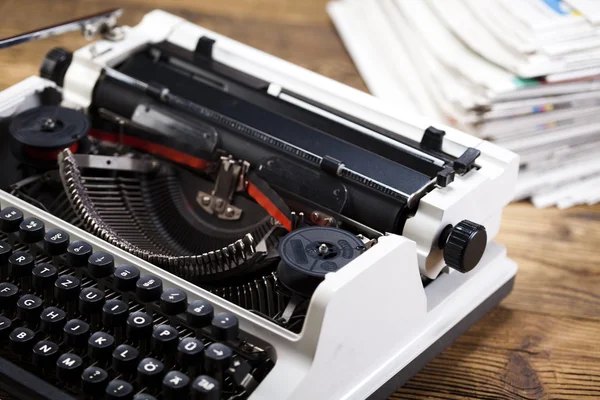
[0,357,76,400]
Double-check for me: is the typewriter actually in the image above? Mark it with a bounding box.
[0,9,518,400]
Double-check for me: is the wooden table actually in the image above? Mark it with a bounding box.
[1,1,599,399]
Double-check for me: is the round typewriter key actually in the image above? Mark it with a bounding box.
[0,316,12,339]
[19,217,45,244]
[9,327,36,355]
[63,318,90,347]
[102,299,129,328]
[43,229,70,255]
[0,207,24,233]
[8,251,34,279]
[56,352,83,383]
[32,263,58,291]
[160,288,187,315]
[162,370,190,400]
[137,357,165,390]
[191,375,220,400]
[0,240,12,265]
[81,366,109,396]
[40,306,67,334]
[106,379,134,400]
[32,340,60,368]
[211,312,239,342]
[135,275,163,302]
[226,356,253,387]
[88,331,115,362]
[66,241,93,269]
[112,344,140,375]
[204,342,233,375]
[88,251,115,279]
[126,311,153,341]
[186,300,214,328]
[0,282,19,310]
[151,325,179,355]
[177,337,205,368]
[54,274,80,302]
[113,265,140,292]
[79,287,105,315]
[16,294,43,327]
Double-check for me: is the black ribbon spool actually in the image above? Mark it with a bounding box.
[9,106,90,166]
[277,226,365,297]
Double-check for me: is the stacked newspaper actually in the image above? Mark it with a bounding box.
[328,0,600,208]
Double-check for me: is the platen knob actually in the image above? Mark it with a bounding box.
[40,47,73,86]
[439,220,487,273]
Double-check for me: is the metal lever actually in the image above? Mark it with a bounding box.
[0,8,124,49]
[197,156,249,221]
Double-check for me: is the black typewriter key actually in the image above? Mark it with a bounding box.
[81,366,109,396]
[16,294,43,327]
[136,275,163,303]
[137,357,165,390]
[9,327,36,355]
[126,311,153,341]
[191,375,220,400]
[79,287,105,315]
[227,356,253,388]
[160,288,187,315]
[112,344,140,375]
[8,251,34,279]
[88,331,115,362]
[64,318,90,347]
[66,241,93,269]
[177,337,205,369]
[102,299,129,328]
[133,394,157,400]
[0,282,19,310]
[32,263,58,292]
[204,342,233,376]
[19,217,45,244]
[0,316,12,339]
[211,312,239,342]
[43,229,70,256]
[0,240,12,265]
[151,324,179,355]
[163,370,190,400]
[32,340,60,368]
[40,306,67,334]
[54,274,80,303]
[106,379,134,400]
[56,352,83,383]
[0,207,24,233]
[113,265,140,292]
[88,251,115,279]
[186,300,214,328]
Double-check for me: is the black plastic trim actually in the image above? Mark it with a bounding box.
[194,36,215,59]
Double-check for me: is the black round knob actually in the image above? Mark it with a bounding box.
[40,47,73,86]
[440,220,487,273]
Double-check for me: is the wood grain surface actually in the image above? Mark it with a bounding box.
[1,1,599,399]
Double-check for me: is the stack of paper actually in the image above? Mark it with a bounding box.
[328,0,600,208]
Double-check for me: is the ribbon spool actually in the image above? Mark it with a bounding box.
[9,106,89,166]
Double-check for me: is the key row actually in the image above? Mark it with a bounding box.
[0,288,239,342]
[2,314,235,367]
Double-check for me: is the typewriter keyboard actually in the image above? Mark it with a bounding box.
[0,193,273,400]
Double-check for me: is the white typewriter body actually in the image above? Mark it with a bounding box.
[0,10,518,400]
